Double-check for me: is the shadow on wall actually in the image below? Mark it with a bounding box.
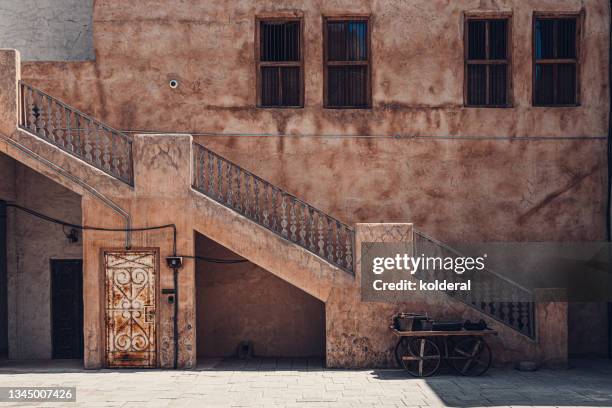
[195,232,325,359]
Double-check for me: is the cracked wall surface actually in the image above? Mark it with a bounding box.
[15,0,609,245]
[0,0,609,364]
[0,0,93,61]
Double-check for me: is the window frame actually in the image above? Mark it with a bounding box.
[255,16,304,108]
[532,12,582,107]
[463,12,513,108]
[323,15,372,109]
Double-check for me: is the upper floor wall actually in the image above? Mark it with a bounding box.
[14,0,611,137]
[0,0,93,61]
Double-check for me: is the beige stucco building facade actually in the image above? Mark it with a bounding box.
[0,0,610,369]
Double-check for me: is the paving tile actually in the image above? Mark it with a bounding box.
[0,358,610,407]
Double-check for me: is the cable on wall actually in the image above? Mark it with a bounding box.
[5,203,247,263]
[122,129,607,141]
[6,203,177,255]
[179,254,248,264]
[0,133,133,248]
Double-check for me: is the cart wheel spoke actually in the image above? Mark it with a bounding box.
[461,359,474,374]
[400,338,441,378]
[449,337,492,377]
[454,348,471,358]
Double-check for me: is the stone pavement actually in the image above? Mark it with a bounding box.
[0,358,611,407]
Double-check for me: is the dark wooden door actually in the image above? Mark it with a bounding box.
[51,260,83,359]
[0,201,7,357]
[608,302,612,359]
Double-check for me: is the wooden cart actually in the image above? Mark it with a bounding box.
[390,327,498,377]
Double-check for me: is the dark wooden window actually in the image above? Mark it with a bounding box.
[465,17,511,107]
[533,15,580,106]
[324,18,370,108]
[257,19,303,107]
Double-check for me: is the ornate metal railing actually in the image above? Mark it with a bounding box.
[193,143,354,274]
[18,82,134,185]
[414,230,536,339]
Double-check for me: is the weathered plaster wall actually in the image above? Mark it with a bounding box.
[19,0,609,136]
[0,152,15,201]
[3,157,82,360]
[0,0,605,365]
[197,136,607,244]
[16,0,609,246]
[0,0,93,61]
[327,224,568,368]
[79,134,198,369]
[195,234,325,358]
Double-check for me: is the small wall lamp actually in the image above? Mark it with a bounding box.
[64,227,79,243]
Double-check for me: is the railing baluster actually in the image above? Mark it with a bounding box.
[226,162,233,207]
[197,147,206,190]
[263,183,269,227]
[111,132,119,176]
[326,217,334,263]
[44,94,53,141]
[55,104,63,146]
[208,151,214,196]
[299,204,307,246]
[335,221,343,267]
[217,156,223,201]
[289,199,297,241]
[271,188,278,232]
[309,208,316,251]
[17,82,134,185]
[254,178,260,223]
[280,193,288,237]
[102,127,111,171]
[40,93,46,138]
[317,213,325,257]
[236,168,242,212]
[189,141,355,274]
[93,121,103,166]
[413,229,535,339]
[65,108,73,152]
[244,173,251,218]
[75,113,82,155]
[26,87,35,133]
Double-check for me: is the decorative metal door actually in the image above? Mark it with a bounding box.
[105,250,157,368]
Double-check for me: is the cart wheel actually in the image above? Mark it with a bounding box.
[449,337,492,376]
[400,338,441,377]
[394,337,410,367]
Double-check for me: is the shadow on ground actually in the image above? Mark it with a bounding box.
[371,358,612,407]
[0,357,611,407]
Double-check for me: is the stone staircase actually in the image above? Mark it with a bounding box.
[12,79,536,339]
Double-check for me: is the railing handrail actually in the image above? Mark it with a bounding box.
[195,143,354,233]
[192,142,355,274]
[18,81,134,185]
[413,229,534,296]
[413,228,536,339]
[19,81,133,145]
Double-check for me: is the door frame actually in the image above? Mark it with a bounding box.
[50,259,84,359]
[101,248,160,368]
